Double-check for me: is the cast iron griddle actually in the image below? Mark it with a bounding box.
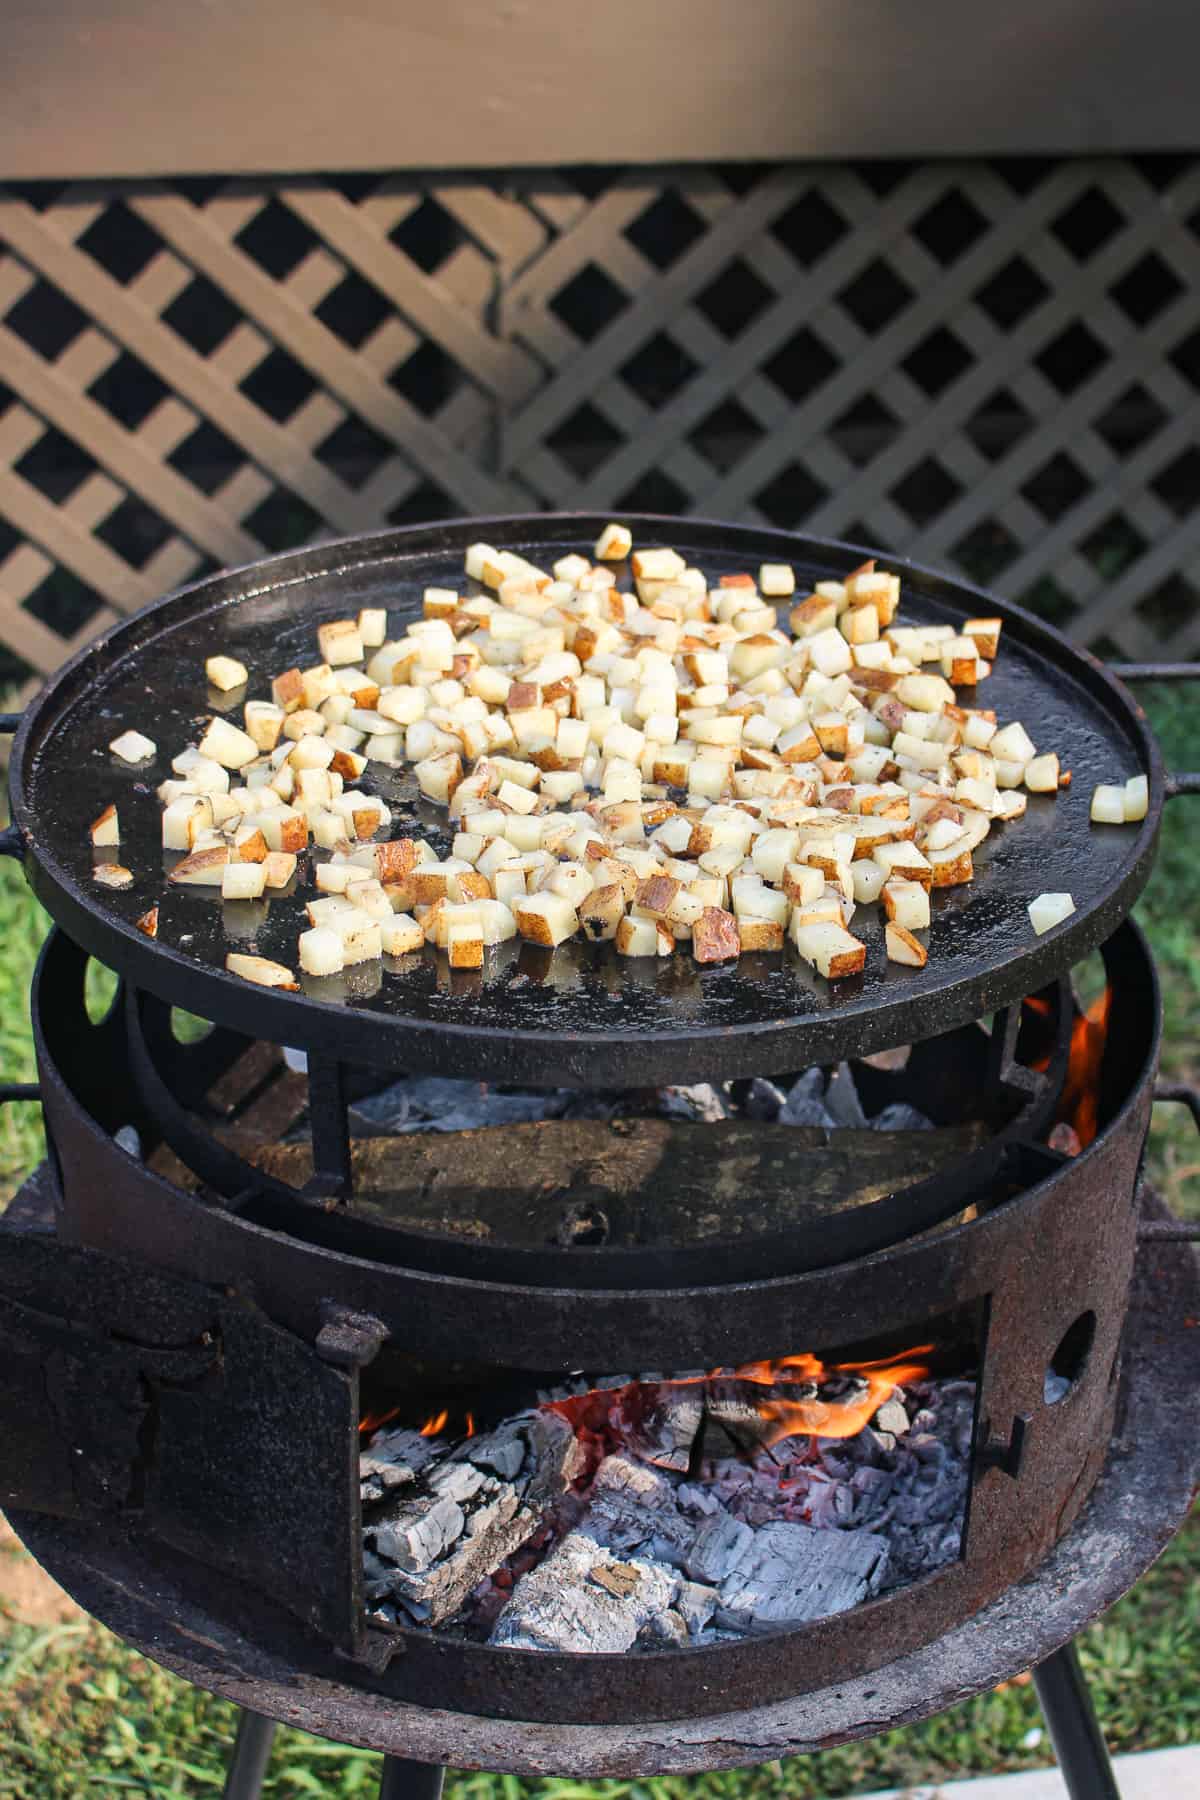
[8,515,1162,1085]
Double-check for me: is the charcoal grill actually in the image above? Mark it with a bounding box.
[2,515,1199,1800]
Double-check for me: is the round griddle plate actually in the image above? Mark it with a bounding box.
[9,516,1161,1085]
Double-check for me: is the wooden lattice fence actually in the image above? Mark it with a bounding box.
[2,156,1199,695]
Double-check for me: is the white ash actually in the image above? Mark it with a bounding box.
[362,1410,585,1626]
[344,1060,933,1136]
[360,1369,974,1652]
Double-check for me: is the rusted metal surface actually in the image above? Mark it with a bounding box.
[41,921,1159,1370]
[0,1195,361,1652]
[124,967,1071,1287]
[6,1207,1196,1773]
[13,915,1164,1724]
[6,517,1166,1088]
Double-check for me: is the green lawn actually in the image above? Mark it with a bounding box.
[0,685,1196,1795]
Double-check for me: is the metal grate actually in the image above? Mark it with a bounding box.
[2,157,1200,692]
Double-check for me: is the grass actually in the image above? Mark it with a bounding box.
[0,685,1196,1794]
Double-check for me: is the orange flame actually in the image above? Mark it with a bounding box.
[358,1405,402,1438]
[708,1347,933,1446]
[548,1346,934,1451]
[1059,987,1111,1149]
[1023,987,1111,1147]
[419,1409,449,1438]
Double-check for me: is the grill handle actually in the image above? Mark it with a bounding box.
[1108,664,1200,800]
[1136,1080,1200,1241]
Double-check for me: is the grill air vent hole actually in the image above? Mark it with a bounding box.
[1045,1310,1096,1404]
[171,1007,214,1044]
[83,957,117,1025]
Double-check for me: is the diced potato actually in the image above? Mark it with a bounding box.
[882,878,930,931]
[244,701,285,752]
[885,921,928,967]
[380,914,426,956]
[226,952,298,989]
[415,751,463,806]
[221,860,267,900]
[851,860,886,904]
[110,729,157,763]
[206,654,249,691]
[199,715,259,770]
[782,862,825,907]
[341,914,383,965]
[692,905,741,963]
[1024,753,1059,793]
[1124,774,1149,822]
[990,722,1036,765]
[90,803,119,847]
[514,891,579,947]
[299,926,345,975]
[594,522,633,561]
[135,906,159,937]
[168,845,228,885]
[759,563,795,598]
[1029,891,1076,935]
[790,919,867,980]
[358,607,387,648]
[93,862,133,890]
[738,916,785,952]
[615,913,659,957]
[1090,784,1127,825]
[318,618,365,666]
[263,851,297,888]
[963,618,1001,660]
[926,844,974,888]
[447,924,484,968]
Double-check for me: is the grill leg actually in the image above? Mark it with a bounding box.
[1032,1641,1120,1800]
[222,1710,277,1800]
[378,1758,446,1800]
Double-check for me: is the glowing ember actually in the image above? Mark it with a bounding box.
[419,1409,450,1439]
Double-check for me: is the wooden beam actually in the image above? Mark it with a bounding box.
[3,1,1200,179]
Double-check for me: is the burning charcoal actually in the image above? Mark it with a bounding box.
[359,1426,444,1505]
[779,1068,836,1129]
[618,1386,704,1471]
[675,1482,721,1517]
[581,1455,696,1564]
[490,1531,680,1652]
[870,1102,935,1132]
[739,1079,786,1121]
[655,1084,732,1123]
[873,1398,910,1436]
[675,1580,719,1637]
[716,1521,888,1631]
[823,1063,868,1128]
[114,1125,142,1158]
[366,1411,584,1625]
[684,1510,755,1584]
[640,1609,689,1647]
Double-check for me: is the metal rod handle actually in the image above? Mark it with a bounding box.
[1108,662,1200,682]
[222,1710,277,1800]
[0,1083,39,1105]
[1031,1641,1121,1800]
[0,711,22,733]
[0,824,23,860]
[1165,772,1200,799]
[1153,1078,1200,1132]
[379,1759,446,1800]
